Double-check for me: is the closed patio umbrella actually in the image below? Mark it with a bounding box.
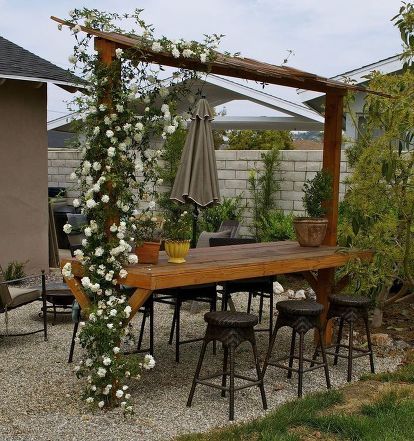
[170,97,220,245]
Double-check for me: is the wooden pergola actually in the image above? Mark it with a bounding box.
[53,17,373,341]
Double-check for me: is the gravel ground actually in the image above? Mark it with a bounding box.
[0,277,403,441]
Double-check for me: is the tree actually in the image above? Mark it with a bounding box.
[227,130,293,150]
[338,69,414,327]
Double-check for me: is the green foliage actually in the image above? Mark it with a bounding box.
[302,170,332,218]
[227,130,293,150]
[133,213,163,243]
[392,2,414,68]
[258,210,296,242]
[163,210,192,241]
[4,261,26,283]
[338,70,414,305]
[248,147,282,240]
[200,196,245,232]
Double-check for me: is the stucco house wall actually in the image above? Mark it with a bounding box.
[0,80,48,273]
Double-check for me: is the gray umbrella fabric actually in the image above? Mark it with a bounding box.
[170,98,220,207]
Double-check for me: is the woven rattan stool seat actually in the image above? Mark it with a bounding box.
[204,311,258,328]
[329,294,370,307]
[276,300,323,316]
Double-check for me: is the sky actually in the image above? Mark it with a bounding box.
[0,0,404,121]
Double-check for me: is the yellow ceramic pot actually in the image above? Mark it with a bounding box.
[164,239,191,263]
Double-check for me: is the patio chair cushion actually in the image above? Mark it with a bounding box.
[196,229,232,248]
[8,287,40,308]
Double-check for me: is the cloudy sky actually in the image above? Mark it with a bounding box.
[0,0,404,120]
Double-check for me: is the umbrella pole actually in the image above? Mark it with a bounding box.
[192,204,199,248]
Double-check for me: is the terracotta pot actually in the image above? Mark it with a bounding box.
[164,239,191,264]
[135,241,161,264]
[293,217,328,247]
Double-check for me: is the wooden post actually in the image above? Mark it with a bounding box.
[318,91,344,343]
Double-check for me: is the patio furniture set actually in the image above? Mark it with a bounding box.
[62,240,374,420]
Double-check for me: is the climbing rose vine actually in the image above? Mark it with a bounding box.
[58,8,224,413]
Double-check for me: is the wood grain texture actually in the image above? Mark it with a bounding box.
[64,276,91,312]
[128,288,153,318]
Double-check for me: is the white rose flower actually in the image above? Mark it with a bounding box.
[115,48,123,59]
[109,308,117,317]
[99,104,107,112]
[68,55,77,64]
[102,356,111,366]
[156,178,164,185]
[124,305,132,317]
[128,254,138,264]
[107,323,113,329]
[106,129,114,138]
[101,195,110,203]
[86,199,96,209]
[74,249,84,261]
[116,389,124,398]
[98,401,105,409]
[72,198,80,208]
[166,125,176,134]
[116,104,124,112]
[172,47,180,58]
[161,103,169,114]
[143,354,156,370]
[93,126,100,135]
[107,147,116,157]
[200,53,207,63]
[92,162,101,171]
[113,346,120,354]
[63,223,72,234]
[61,262,73,279]
[134,133,143,142]
[182,48,194,58]
[95,247,104,257]
[97,367,107,378]
[119,269,128,279]
[84,227,92,237]
[72,24,82,34]
[109,224,118,233]
[86,397,94,404]
[151,41,162,52]
[85,358,93,367]
[125,393,131,400]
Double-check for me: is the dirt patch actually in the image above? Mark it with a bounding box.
[290,426,341,441]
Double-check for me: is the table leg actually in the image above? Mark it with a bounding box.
[315,268,334,345]
[128,288,153,320]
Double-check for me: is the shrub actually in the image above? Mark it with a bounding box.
[4,261,26,283]
[200,196,245,232]
[259,210,295,242]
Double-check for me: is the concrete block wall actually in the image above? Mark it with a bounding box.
[48,148,351,235]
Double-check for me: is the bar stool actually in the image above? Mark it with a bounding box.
[187,311,267,421]
[262,300,331,397]
[312,294,375,382]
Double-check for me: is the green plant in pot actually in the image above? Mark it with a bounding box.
[134,212,164,264]
[163,211,192,263]
[293,169,332,247]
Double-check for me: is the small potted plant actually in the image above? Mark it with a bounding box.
[163,211,192,263]
[134,213,164,264]
[293,169,332,247]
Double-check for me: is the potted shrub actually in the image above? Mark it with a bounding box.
[134,213,164,264]
[293,170,332,247]
[163,211,192,263]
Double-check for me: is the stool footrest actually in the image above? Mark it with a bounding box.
[325,349,372,360]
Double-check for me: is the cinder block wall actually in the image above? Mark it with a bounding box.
[48,148,351,236]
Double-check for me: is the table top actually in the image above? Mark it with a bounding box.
[64,241,371,291]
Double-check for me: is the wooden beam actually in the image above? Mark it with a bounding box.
[64,276,91,312]
[0,78,6,86]
[128,288,153,319]
[322,92,343,246]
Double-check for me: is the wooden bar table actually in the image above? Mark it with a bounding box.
[62,241,372,344]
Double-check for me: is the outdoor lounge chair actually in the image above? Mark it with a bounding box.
[0,266,47,340]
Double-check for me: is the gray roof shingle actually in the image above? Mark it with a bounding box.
[0,36,80,88]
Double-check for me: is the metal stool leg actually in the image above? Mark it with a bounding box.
[269,290,274,341]
[262,323,280,378]
[210,296,217,356]
[229,345,235,421]
[175,298,181,362]
[298,332,305,397]
[347,320,354,382]
[187,339,208,407]
[41,273,48,341]
[363,315,375,374]
[287,330,296,379]
[258,294,264,323]
[137,309,147,351]
[221,346,228,397]
[247,292,252,314]
[251,340,267,410]
[318,327,331,389]
[169,303,176,345]
[334,317,344,365]
[68,322,79,363]
[149,298,154,356]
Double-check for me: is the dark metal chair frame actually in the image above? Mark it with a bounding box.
[262,300,331,398]
[187,311,267,421]
[209,237,274,338]
[0,271,48,341]
[312,295,375,382]
[68,297,154,363]
[154,287,217,363]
